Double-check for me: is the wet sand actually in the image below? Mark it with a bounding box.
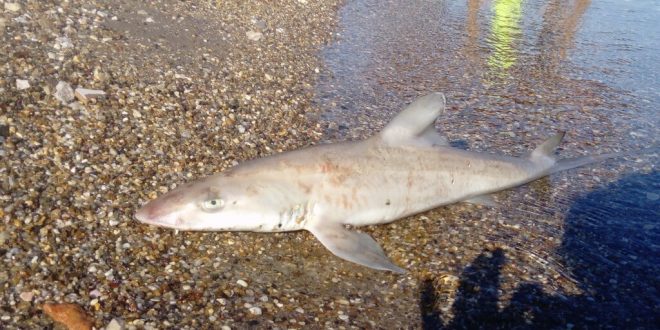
[1,0,658,329]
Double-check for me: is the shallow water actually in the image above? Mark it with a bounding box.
[315,0,658,327]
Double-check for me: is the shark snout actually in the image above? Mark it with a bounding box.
[135,199,181,228]
[134,204,151,223]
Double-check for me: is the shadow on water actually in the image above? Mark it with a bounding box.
[420,171,660,329]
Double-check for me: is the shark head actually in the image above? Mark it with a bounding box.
[135,174,282,231]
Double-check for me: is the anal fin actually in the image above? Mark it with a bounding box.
[307,223,405,274]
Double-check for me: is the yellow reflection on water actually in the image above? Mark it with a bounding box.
[487,0,523,74]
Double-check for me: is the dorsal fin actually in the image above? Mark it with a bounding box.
[379,92,449,147]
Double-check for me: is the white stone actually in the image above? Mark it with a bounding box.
[106,318,123,330]
[16,79,30,90]
[236,279,248,287]
[75,87,106,102]
[246,31,262,41]
[4,3,21,12]
[145,17,154,23]
[55,81,75,103]
[13,15,28,24]
[174,73,191,81]
[19,291,34,302]
[54,36,73,49]
[248,306,262,315]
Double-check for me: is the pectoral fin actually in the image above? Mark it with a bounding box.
[307,223,405,274]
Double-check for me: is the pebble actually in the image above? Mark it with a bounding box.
[93,68,108,82]
[248,306,262,315]
[74,87,106,102]
[55,81,75,104]
[68,102,85,111]
[106,318,124,330]
[54,36,73,50]
[144,17,154,23]
[16,79,30,90]
[4,3,21,12]
[42,303,93,330]
[246,31,263,41]
[19,291,34,302]
[236,279,248,287]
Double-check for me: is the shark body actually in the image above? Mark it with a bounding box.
[136,93,631,273]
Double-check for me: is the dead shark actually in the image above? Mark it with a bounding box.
[135,92,645,273]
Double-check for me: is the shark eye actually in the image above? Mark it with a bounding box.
[202,198,224,211]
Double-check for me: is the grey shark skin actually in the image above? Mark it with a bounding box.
[135,92,637,273]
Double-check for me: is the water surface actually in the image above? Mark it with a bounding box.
[314,0,659,327]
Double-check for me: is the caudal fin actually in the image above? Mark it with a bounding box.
[550,148,659,174]
[529,132,657,175]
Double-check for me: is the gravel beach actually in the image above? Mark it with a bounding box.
[0,0,378,328]
[2,0,658,329]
